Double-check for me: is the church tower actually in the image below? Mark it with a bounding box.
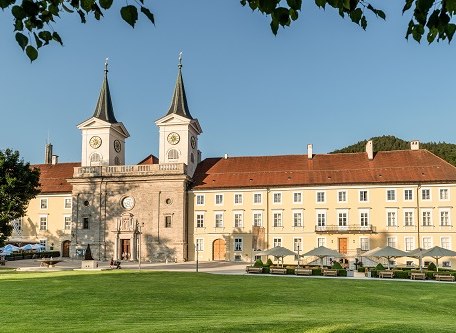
[77,60,129,167]
[155,54,202,177]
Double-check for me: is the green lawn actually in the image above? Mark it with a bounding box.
[0,270,455,332]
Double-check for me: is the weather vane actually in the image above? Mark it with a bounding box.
[105,57,109,72]
[178,52,182,68]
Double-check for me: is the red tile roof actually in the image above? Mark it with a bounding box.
[192,150,456,190]
[32,162,80,194]
[138,154,159,165]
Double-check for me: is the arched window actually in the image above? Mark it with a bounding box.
[90,153,102,165]
[168,149,179,160]
[190,152,194,163]
[114,156,120,165]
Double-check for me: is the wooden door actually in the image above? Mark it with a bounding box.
[338,238,348,254]
[213,239,226,261]
[62,240,70,257]
[121,239,131,260]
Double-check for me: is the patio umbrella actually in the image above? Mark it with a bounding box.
[363,246,407,270]
[21,244,33,251]
[420,246,456,272]
[4,244,20,252]
[301,246,343,268]
[257,246,297,267]
[31,244,45,252]
[407,247,428,271]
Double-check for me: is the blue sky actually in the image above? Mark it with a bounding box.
[0,1,455,165]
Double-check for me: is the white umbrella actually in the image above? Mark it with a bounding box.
[364,246,408,270]
[420,246,456,272]
[301,246,344,268]
[4,244,20,252]
[257,246,297,267]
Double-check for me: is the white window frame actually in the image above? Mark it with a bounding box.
[359,190,368,202]
[273,192,282,204]
[215,194,224,205]
[360,237,369,251]
[234,238,243,252]
[40,198,48,209]
[386,189,396,202]
[273,238,282,247]
[196,212,205,228]
[422,209,433,226]
[253,211,263,227]
[404,236,415,251]
[64,197,72,209]
[387,236,397,248]
[253,193,262,205]
[196,238,204,251]
[39,215,48,231]
[421,188,431,200]
[422,236,432,250]
[293,192,302,204]
[441,236,451,249]
[404,189,413,201]
[196,194,205,206]
[292,210,303,227]
[439,209,451,226]
[234,193,243,205]
[273,211,283,227]
[337,190,347,203]
[386,209,398,227]
[233,211,243,228]
[439,188,450,201]
[215,212,224,228]
[39,239,47,249]
[403,209,414,227]
[337,209,349,227]
[317,237,326,247]
[316,209,327,228]
[359,209,369,227]
[64,215,71,230]
[316,191,326,203]
[293,238,303,252]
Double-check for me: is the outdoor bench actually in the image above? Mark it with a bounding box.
[295,268,313,276]
[434,274,455,282]
[245,266,263,274]
[322,269,338,277]
[379,270,394,278]
[410,272,426,280]
[269,267,287,274]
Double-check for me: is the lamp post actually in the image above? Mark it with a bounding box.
[136,220,142,270]
[195,242,199,273]
[297,244,301,268]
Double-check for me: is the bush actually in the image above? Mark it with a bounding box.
[312,268,322,276]
[375,263,385,271]
[265,258,273,267]
[427,262,437,271]
[253,259,264,268]
[337,269,347,277]
[332,261,343,269]
[393,270,409,279]
[262,266,270,274]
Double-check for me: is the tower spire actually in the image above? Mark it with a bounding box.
[166,52,193,119]
[92,58,118,123]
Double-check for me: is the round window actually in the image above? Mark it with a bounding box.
[165,198,172,205]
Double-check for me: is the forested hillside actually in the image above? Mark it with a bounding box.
[331,135,456,166]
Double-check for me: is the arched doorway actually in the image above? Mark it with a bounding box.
[62,240,71,257]
[212,239,226,261]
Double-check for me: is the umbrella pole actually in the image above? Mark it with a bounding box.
[436,258,439,272]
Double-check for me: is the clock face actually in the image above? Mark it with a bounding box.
[121,196,135,210]
[89,136,102,149]
[167,132,180,145]
[114,140,121,153]
[190,136,196,149]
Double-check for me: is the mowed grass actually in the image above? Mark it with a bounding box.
[0,270,455,333]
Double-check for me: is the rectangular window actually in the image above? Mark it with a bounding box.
[293,212,303,227]
[439,188,449,200]
[215,213,224,228]
[40,198,48,209]
[421,188,431,200]
[196,214,204,228]
[273,212,283,227]
[441,237,451,249]
[39,216,47,231]
[234,238,243,251]
[64,198,72,209]
[273,192,282,204]
[196,194,205,205]
[316,210,326,227]
[234,213,243,228]
[386,189,396,201]
[273,238,282,247]
[317,237,325,247]
[404,237,415,251]
[338,191,347,202]
[64,216,71,230]
[404,189,413,201]
[359,190,368,202]
[387,211,397,227]
[215,194,223,205]
[316,191,325,203]
[196,238,204,251]
[83,217,89,229]
[338,211,348,227]
[253,212,262,227]
[165,216,172,228]
[422,210,432,226]
[387,237,396,248]
[39,239,47,249]
[253,193,262,204]
[293,192,302,204]
[293,238,302,252]
[404,211,414,226]
[360,237,369,251]
[234,194,243,204]
[440,210,450,226]
[422,237,432,250]
[360,211,369,227]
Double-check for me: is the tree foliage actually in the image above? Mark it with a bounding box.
[0,149,40,246]
[332,135,456,166]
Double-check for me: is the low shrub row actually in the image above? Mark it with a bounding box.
[4,251,61,260]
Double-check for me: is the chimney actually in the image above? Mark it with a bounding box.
[410,140,420,150]
[307,144,313,159]
[366,140,373,160]
[224,153,228,159]
[44,143,53,164]
[51,155,59,165]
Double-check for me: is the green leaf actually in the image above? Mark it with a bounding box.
[81,0,94,12]
[77,9,87,23]
[52,32,63,45]
[349,8,362,24]
[15,32,28,50]
[99,0,113,10]
[270,18,279,35]
[258,0,277,14]
[141,6,155,25]
[343,0,350,10]
[38,30,52,45]
[286,0,302,10]
[402,0,414,14]
[315,0,326,9]
[289,8,298,20]
[12,5,25,20]
[445,23,456,42]
[377,10,386,20]
[360,15,367,30]
[26,45,38,62]
[14,19,24,32]
[427,27,438,43]
[62,3,75,13]
[120,5,138,28]
[34,32,43,49]
[447,0,456,12]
